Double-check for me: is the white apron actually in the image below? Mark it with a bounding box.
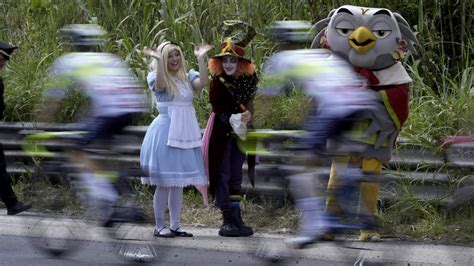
[157,81,202,149]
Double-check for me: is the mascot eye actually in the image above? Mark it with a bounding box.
[336,28,354,37]
[373,30,391,39]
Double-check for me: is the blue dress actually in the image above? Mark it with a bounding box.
[140,70,207,187]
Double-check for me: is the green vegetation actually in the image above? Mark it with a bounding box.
[1,0,473,242]
[1,0,471,142]
[380,188,474,243]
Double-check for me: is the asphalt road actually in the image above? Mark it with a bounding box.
[0,210,473,265]
[0,234,347,265]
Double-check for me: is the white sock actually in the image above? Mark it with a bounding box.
[153,186,169,230]
[168,187,183,230]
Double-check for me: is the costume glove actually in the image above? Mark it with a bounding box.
[229,112,250,140]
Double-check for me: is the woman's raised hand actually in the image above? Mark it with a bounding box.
[143,47,162,60]
[194,44,213,61]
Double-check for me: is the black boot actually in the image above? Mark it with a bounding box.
[218,209,240,237]
[7,201,32,215]
[231,206,254,237]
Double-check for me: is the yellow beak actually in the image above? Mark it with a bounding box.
[349,26,376,54]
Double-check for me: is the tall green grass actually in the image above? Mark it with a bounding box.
[0,0,472,144]
[403,60,473,150]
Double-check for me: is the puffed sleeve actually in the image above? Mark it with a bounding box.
[187,69,199,83]
[147,71,156,90]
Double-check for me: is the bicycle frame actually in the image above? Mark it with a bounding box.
[239,130,381,233]
[20,130,157,262]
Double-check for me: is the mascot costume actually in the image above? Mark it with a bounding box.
[311,5,418,241]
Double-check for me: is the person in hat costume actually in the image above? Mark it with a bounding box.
[0,42,32,215]
[202,20,257,237]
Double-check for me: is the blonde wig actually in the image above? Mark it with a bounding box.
[150,42,192,96]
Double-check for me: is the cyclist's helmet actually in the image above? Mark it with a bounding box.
[60,24,106,47]
[267,20,314,44]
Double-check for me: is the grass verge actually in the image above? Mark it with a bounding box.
[9,174,474,244]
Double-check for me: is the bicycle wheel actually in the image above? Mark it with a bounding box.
[104,210,159,264]
[23,159,88,257]
[254,238,291,265]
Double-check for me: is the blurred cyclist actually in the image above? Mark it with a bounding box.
[39,24,148,223]
[262,21,383,248]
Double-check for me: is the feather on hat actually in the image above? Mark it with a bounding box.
[213,20,256,61]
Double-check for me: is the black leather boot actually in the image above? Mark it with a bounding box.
[7,201,32,215]
[231,206,254,236]
[218,209,240,237]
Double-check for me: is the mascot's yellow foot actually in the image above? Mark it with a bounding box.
[359,230,381,242]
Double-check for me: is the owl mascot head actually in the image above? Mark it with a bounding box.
[312,6,418,242]
[312,5,419,148]
[311,5,417,70]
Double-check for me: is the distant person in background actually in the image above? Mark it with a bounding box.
[0,41,32,215]
[202,20,257,237]
[140,41,211,238]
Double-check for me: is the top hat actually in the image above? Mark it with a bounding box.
[212,20,256,61]
[0,42,18,60]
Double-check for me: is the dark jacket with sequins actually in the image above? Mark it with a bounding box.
[210,74,257,130]
[207,73,258,195]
